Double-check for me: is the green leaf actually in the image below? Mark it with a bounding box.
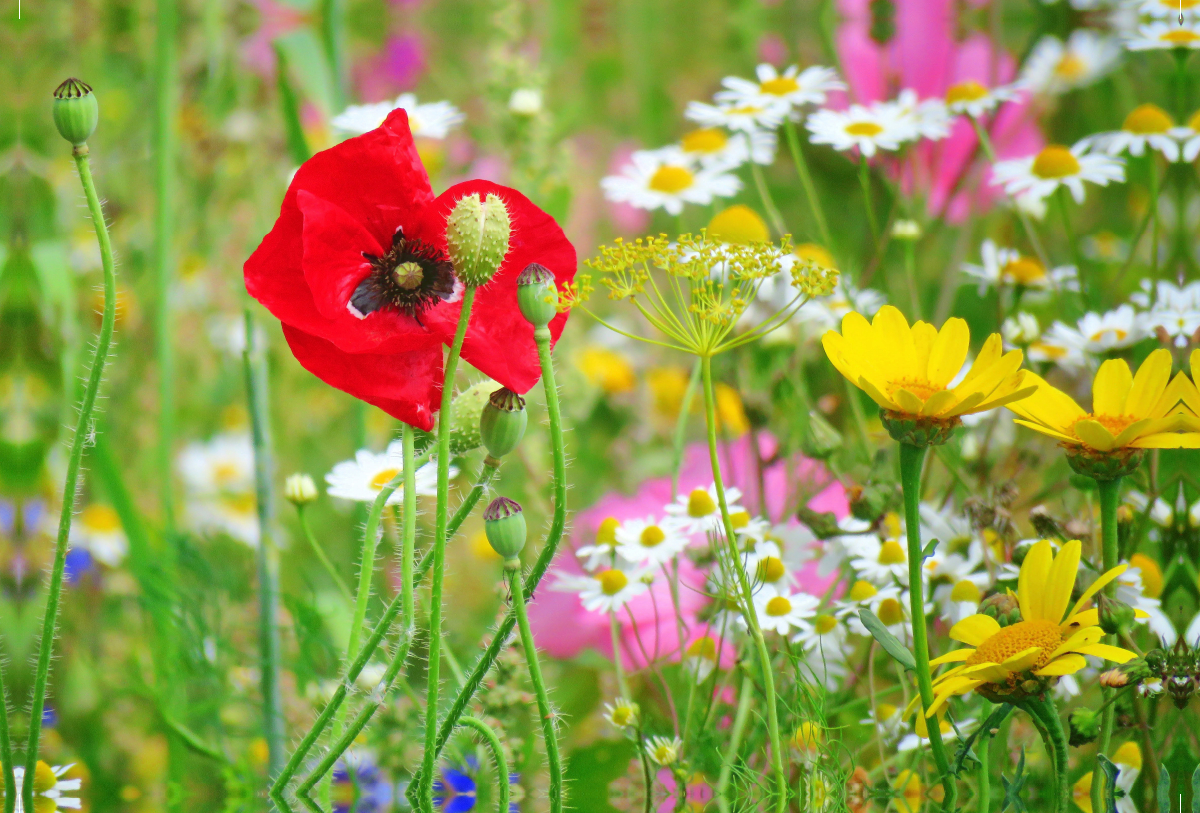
[922,537,941,560]
[1098,754,1120,813]
[858,608,916,672]
[952,704,1012,776]
[1000,748,1028,813]
[275,29,337,118]
[273,43,312,166]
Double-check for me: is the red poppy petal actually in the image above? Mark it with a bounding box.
[298,190,386,322]
[415,180,577,393]
[281,323,443,432]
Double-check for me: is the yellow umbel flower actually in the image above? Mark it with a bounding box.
[1007,348,1198,458]
[822,305,1035,443]
[912,540,1136,715]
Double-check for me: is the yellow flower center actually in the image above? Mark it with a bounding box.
[640,525,666,547]
[648,165,695,194]
[1031,145,1081,179]
[1130,553,1163,599]
[793,721,822,750]
[731,510,751,529]
[1161,29,1200,44]
[878,540,907,565]
[610,706,634,726]
[966,618,1064,672]
[369,468,400,490]
[686,635,718,660]
[681,127,729,154]
[1054,54,1087,80]
[877,597,904,626]
[707,204,770,244]
[757,556,787,583]
[1112,741,1143,769]
[950,580,982,603]
[1072,413,1138,440]
[885,377,945,402]
[214,462,241,486]
[81,504,121,533]
[727,105,764,116]
[653,744,676,763]
[687,488,717,517]
[945,81,989,105]
[597,517,619,547]
[793,242,837,271]
[765,596,793,617]
[845,121,883,137]
[876,702,897,720]
[1031,341,1068,360]
[760,76,800,96]
[598,569,628,596]
[1090,327,1128,344]
[814,614,838,635]
[33,761,57,794]
[849,580,878,601]
[1157,0,1200,7]
[577,347,636,394]
[1001,256,1046,285]
[1123,103,1174,135]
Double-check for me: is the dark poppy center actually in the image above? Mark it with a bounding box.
[349,227,457,322]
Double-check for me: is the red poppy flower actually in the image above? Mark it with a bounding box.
[244,109,576,431]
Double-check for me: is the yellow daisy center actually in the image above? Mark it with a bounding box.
[577,347,636,394]
[757,556,787,583]
[727,105,764,116]
[876,702,897,720]
[687,488,717,517]
[1001,256,1046,285]
[950,580,981,603]
[369,468,400,490]
[648,165,695,194]
[945,81,989,105]
[885,377,945,402]
[966,618,1064,672]
[793,721,822,750]
[877,597,904,626]
[681,127,729,154]
[1054,54,1087,81]
[1031,145,1081,179]
[596,517,619,547]
[760,76,800,96]
[597,569,628,596]
[1122,103,1174,135]
[1158,0,1200,7]
[640,526,666,547]
[707,204,770,244]
[686,635,718,660]
[814,614,838,635]
[793,242,837,270]
[845,121,883,137]
[1089,327,1127,343]
[731,510,751,529]
[214,462,241,486]
[765,596,793,617]
[1130,553,1163,599]
[878,540,907,565]
[81,504,121,533]
[1160,29,1200,44]
[610,706,635,726]
[1112,741,1142,769]
[653,744,676,763]
[849,580,878,601]
[1031,341,1069,360]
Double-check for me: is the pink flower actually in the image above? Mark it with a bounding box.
[656,770,714,812]
[353,33,427,102]
[605,143,652,235]
[834,0,1043,221]
[239,0,307,78]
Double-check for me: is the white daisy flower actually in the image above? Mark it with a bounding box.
[178,433,255,496]
[683,635,721,683]
[795,279,887,337]
[715,64,845,114]
[1051,305,1145,355]
[664,483,744,536]
[881,89,952,142]
[186,493,261,548]
[1118,561,1174,642]
[1126,20,1200,50]
[678,127,777,168]
[961,239,1079,295]
[746,589,820,635]
[1169,110,1200,161]
[1003,312,1042,347]
[601,147,741,215]
[552,564,651,614]
[684,99,787,133]
[1080,103,1182,161]
[835,581,922,637]
[69,504,128,566]
[991,142,1125,205]
[331,93,464,138]
[1134,279,1200,346]
[575,516,621,571]
[646,736,683,766]
[613,516,690,567]
[744,548,795,596]
[324,441,445,505]
[816,515,876,577]
[792,612,848,660]
[806,103,912,157]
[943,80,1022,118]
[1138,0,1200,17]
[1026,324,1089,369]
[898,716,976,752]
[1020,30,1122,96]
[845,534,910,586]
[1123,489,1175,527]
[859,701,904,743]
[604,697,639,729]
[8,762,82,811]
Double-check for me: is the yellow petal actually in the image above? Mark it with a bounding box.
[1018,540,1054,621]
[872,306,918,380]
[1004,372,1085,434]
[1044,539,1081,624]
[912,321,937,376]
[928,317,970,388]
[1108,419,1153,450]
[1066,564,1129,622]
[1124,349,1172,417]
[1050,626,1104,660]
[941,390,986,418]
[929,649,974,667]
[1072,419,1116,452]
[1092,358,1134,416]
[857,375,898,410]
[1034,653,1087,676]
[894,388,927,415]
[1000,647,1043,673]
[1012,419,1079,445]
[1072,643,1137,663]
[921,389,960,417]
[950,614,1001,646]
[1132,431,1200,449]
[1066,608,1099,627]
[958,333,1003,387]
[970,382,1041,415]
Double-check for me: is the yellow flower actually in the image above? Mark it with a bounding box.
[822,305,1035,421]
[893,769,924,813]
[576,346,637,394]
[913,540,1137,715]
[715,383,749,436]
[707,205,770,244]
[1007,349,1198,453]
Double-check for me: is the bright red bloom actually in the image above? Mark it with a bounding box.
[244,109,576,430]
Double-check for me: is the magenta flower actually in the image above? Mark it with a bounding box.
[239,0,306,78]
[353,33,427,102]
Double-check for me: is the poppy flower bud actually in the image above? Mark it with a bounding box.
[480,388,527,459]
[448,379,498,455]
[483,497,526,566]
[285,473,319,506]
[1067,707,1100,746]
[1097,594,1135,636]
[516,263,559,327]
[445,192,511,287]
[53,78,99,147]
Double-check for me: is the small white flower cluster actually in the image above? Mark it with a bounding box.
[991,138,1126,214]
[331,93,464,139]
[1020,29,1122,95]
[178,433,260,548]
[1121,0,1200,52]
[806,88,956,158]
[324,440,447,506]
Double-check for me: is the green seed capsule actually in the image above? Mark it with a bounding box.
[479,388,527,458]
[516,263,558,328]
[484,497,527,563]
[447,379,499,455]
[445,193,511,287]
[53,78,99,146]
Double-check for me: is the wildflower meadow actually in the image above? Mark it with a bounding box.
[10,0,1200,810]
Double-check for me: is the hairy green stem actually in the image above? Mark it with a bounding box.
[1091,476,1122,813]
[977,702,991,813]
[715,672,755,813]
[23,145,118,811]
[459,717,511,813]
[296,506,352,603]
[509,563,563,812]
[1026,696,1069,813]
[700,357,787,812]
[784,120,833,251]
[898,442,957,813]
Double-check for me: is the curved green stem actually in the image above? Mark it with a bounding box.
[23,144,118,812]
[1091,475,1122,813]
[700,356,787,812]
[296,506,352,603]
[897,442,957,813]
[858,157,879,243]
[509,563,563,812]
[419,285,478,807]
[459,717,511,813]
[715,672,755,813]
[784,120,833,251]
[749,161,786,237]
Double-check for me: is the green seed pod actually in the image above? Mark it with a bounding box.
[53,78,99,146]
[484,497,527,564]
[480,387,527,458]
[800,411,842,461]
[1067,708,1100,746]
[516,263,559,327]
[445,192,511,287]
[978,592,1021,628]
[447,379,499,455]
[1097,594,1136,636]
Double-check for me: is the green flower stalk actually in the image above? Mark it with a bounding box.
[1090,475,1123,813]
[25,80,118,813]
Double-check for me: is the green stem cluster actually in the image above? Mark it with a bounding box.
[1090,476,1123,813]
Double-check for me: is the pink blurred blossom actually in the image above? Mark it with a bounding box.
[354,33,427,101]
[758,33,788,66]
[239,0,306,78]
[656,770,714,812]
[606,143,652,235]
[834,0,1043,221]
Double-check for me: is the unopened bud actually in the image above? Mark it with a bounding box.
[1068,708,1100,746]
[516,263,559,327]
[795,507,842,539]
[1097,594,1136,636]
[445,192,511,287]
[448,379,499,455]
[479,388,527,458]
[849,483,892,523]
[484,497,527,564]
[978,592,1021,627]
[53,78,99,146]
[801,411,842,460]
[285,473,319,506]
